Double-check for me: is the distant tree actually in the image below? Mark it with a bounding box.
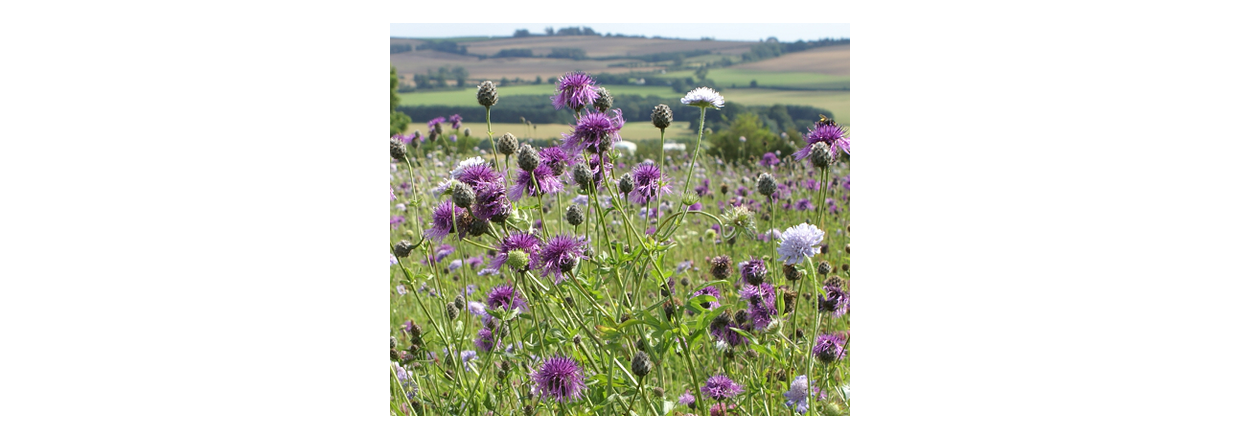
[500,77,509,86]
[390,66,410,136]
[451,66,469,87]
[513,29,531,38]
[534,75,542,84]
[390,44,412,54]
[750,79,758,88]
[583,26,597,36]
[694,66,709,81]
[545,27,554,36]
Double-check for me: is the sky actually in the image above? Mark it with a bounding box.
[390,23,849,42]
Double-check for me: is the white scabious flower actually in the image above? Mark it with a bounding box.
[431,178,455,197]
[776,223,824,265]
[450,156,486,179]
[680,87,725,109]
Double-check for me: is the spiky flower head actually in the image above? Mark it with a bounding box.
[426,200,469,242]
[651,104,673,129]
[819,284,850,317]
[708,310,749,347]
[701,375,744,400]
[776,223,824,265]
[680,87,725,109]
[486,283,527,312]
[825,275,845,290]
[565,204,584,226]
[812,332,848,365]
[532,356,587,403]
[739,257,767,286]
[690,285,721,311]
[817,261,833,276]
[505,249,530,272]
[508,163,563,201]
[631,351,652,378]
[795,119,850,161]
[617,173,634,194]
[739,283,778,331]
[538,145,574,176]
[537,235,588,283]
[562,109,624,156]
[709,255,733,280]
[471,180,511,222]
[477,80,498,107]
[393,240,413,258]
[451,181,475,208]
[490,231,541,271]
[594,87,613,112]
[551,72,599,112]
[679,389,697,409]
[516,144,539,172]
[628,163,671,205]
[757,173,777,197]
[390,137,407,161]
[497,132,518,156]
[463,127,471,138]
[445,302,460,320]
[722,205,757,237]
[809,142,834,168]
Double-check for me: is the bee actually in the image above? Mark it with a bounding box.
[819,114,836,126]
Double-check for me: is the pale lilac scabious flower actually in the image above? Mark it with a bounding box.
[486,284,527,312]
[776,223,824,265]
[532,356,587,403]
[461,350,478,371]
[561,110,624,156]
[681,87,725,109]
[739,282,778,331]
[447,259,463,272]
[396,285,407,296]
[536,235,588,282]
[628,163,671,205]
[490,231,541,271]
[701,375,743,400]
[794,121,850,161]
[784,375,812,414]
[390,254,397,266]
[467,301,487,317]
[551,72,599,111]
[449,135,457,143]
[571,195,590,205]
[395,203,406,212]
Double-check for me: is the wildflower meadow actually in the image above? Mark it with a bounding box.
[390,72,849,416]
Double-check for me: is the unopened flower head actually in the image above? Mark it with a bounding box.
[681,87,725,109]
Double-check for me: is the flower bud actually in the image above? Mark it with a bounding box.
[476,81,498,107]
[517,144,539,172]
[631,351,652,378]
[565,204,584,226]
[497,132,517,155]
[651,104,673,129]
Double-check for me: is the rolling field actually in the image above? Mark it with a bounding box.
[664,69,850,90]
[401,120,696,142]
[741,45,850,76]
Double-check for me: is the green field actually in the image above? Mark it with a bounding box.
[660,68,850,90]
[403,121,696,142]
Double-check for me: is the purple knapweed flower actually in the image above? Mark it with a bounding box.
[812,332,849,364]
[532,356,587,403]
[551,72,599,111]
[454,160,502,190]
[628,163,671,205]
[701,375,744,400]
[538,145,576,176]
[390,215,405,229]
[426,200,468,242]
[739,257,767,286]
[561,110,624,156]
[508,164,564,201]
[776,223,824,265]
[475,327,498,351]
[472,180,511,221]
[794,120,850,161]
[739,283,778,331]
[760,152,780,167]
[448,114,462,130]
[794,198,814,211]
[536,235,588,282]
[427,116,446,129]
[690,285,721,311]
[820,284,850,317]
[486,284,528,312]
[679,389,696,408]
[489,231,541,271]
[709,311,749,347]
